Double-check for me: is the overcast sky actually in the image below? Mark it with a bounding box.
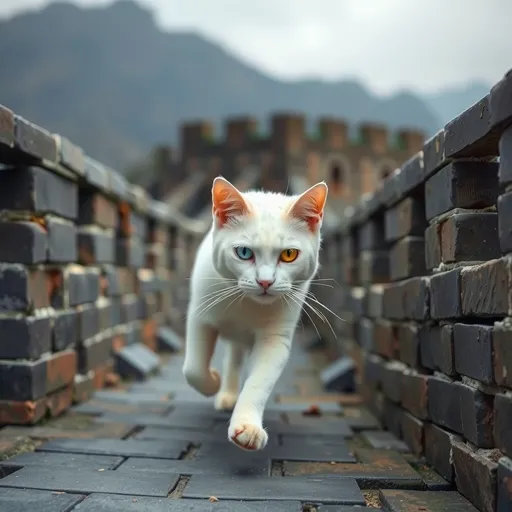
[1,0,510,95]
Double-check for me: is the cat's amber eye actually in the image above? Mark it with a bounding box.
[280,248,299,263]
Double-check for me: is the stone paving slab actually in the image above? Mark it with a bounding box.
[36,438,189,459]
[73,494,303,511]
[182,474,366,505]
[0,466,179,496]
[0,336,486,510]
[0,488,85,512]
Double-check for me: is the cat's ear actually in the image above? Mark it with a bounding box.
[212,176,250,227]
[288,182,328,232]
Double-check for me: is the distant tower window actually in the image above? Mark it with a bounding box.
[329,161,346,194]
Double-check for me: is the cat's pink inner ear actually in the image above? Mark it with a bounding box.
[211,177,249,226]
[289,182,328,231]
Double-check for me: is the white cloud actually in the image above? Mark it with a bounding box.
[1,0,510,94]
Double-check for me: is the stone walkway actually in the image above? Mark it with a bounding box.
[0,333,479,511]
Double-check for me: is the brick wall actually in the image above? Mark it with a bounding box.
[0,104,207,426]
[321,70,512,511]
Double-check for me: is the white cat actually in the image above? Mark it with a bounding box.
[182,176,328,451]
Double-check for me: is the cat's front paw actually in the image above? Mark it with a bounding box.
[214,391,238,411]
[182,365,221,397]
[228,423,268,451]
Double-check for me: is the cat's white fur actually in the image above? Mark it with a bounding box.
[182,176,328,451]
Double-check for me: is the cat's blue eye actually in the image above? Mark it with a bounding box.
[235,246,254,260]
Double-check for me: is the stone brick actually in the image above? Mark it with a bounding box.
[366,285,384,318]
[423,129,446,179]
[425,423,459,482]
[440,212,500,264]
[383,278,430,321]
[14,116,58,162]
[77,335,112,374]
[385,196,426,243]
[495,393,512,457]
[73,372,95,404]
[452,439,499,512]
[419,323,456,375]
[498,190,512,254]
[430,268,462,319]
[458,383,494,448]
[116,237,146,267]
[453,323,494,384]
[0,315,51,360]
[53,309,79,351]
[0,165,77,219]
[444,94,497,158]
[0,221,47,264]
[357,217,386,250]
[349,287,367,317]
[397,323,420,367]
[0,103,15,147]
[373,319,397,358]
[0,396,47,425]
[401,372,429,420]
[46,383,74,418]
[64,266,100,307]
[499,124,512,186]
[101,265,121,297]
[497,456,512,512]
[400,411,424,456]
[118,203,147,239]
[461,259,508,317]
[46,216,77,262]
[75,303,100,342]
[389,236,426,281]
[493,323,512,388]
[77,228,115,264]
[490,68,512,131]
[115,343,159,380]
[56,134,85,176]
[425,222,441,270]
[425,161,499,221]
[358,250,389,284]
[379,489,479,512]
[0,359,47,401]
[0,264,48,312]
[398,151,425,197]
[381,398,403,438]
[380,364,402,403]
[78,190,119,228]
[428,376,463,434]
[46,350,76,394]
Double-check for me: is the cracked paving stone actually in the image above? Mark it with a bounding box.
[0,488,85,512]
[283,449,424,489]
[117,456,271,476]
[0,452,122,471]
[361,431,410,452]
[182,474,365,505]
[36,438,188,459]
[379,489,479,511]
[0,466,179,497]
[260,417,354,438]
[73,494,303,511]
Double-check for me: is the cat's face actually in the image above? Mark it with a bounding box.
[210,177,328,305]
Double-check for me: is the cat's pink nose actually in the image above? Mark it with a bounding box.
[257,279,274,290]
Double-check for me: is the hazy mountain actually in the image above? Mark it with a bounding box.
[0,0,469,171]
[422,83,490,127]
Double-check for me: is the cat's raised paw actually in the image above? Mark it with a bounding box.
[228,423,268,451]
[214,391,238,411]
[183,366,221,397]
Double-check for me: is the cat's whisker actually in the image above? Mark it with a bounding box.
[290,291,337,339]
[195,288,241,316]
[290,288,344,322]
[287,292,321,339]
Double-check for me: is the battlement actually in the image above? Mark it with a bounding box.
[179,113,425,156]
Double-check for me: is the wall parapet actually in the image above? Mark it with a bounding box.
[0,104,206,426]
[179,113,425,157]
[319,69,512,512]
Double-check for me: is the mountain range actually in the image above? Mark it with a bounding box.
[0,0,490,171]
